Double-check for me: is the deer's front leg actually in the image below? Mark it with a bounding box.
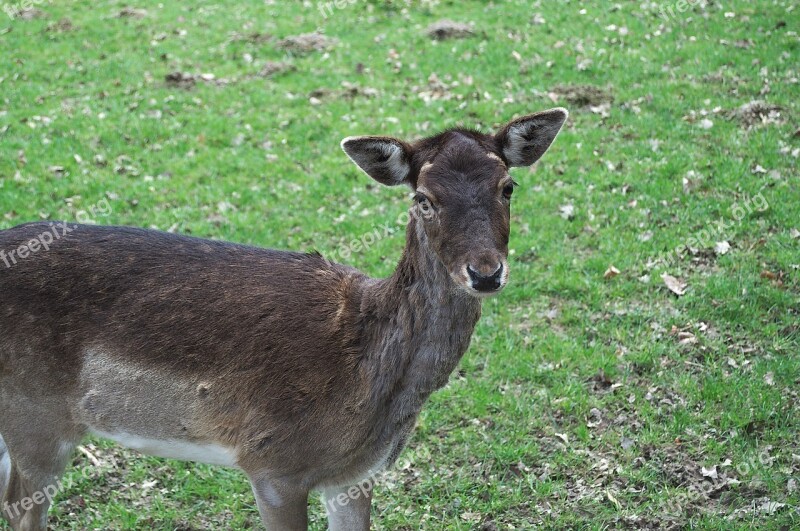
[249,475,309,531]
[322,483,372,531]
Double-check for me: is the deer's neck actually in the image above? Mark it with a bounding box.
[361,216,482,419]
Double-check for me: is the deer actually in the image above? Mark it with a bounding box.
[0,107,568,530]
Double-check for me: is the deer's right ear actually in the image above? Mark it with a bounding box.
[495,108,569,167]
[341,136,412,187]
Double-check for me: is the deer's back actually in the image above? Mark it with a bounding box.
[0,223,374,473]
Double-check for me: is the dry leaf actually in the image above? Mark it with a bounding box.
[604,265,620,279]
[559,204,575,220]
[141,479,158,491]
[714,241,731,255]
[661,273,687,296]
[758,500,786,515]
[459,511,482,522]
[790,228,800,239]
[764,372,775,386]
[678,331,697,345]
[701,465,718,479]
[586,407,603,428]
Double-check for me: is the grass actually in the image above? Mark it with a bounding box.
[1,0,799,528]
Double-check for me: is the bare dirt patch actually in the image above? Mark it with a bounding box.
[310,82,379,102]
[45,18,75,33]
[15,7,46,20]
[728,100,784,128]
[116,7,147,19]
[549,84,613,107]
[425,20,475,40]
[165,71,232,89]
[257,61,295,78]
[278,32,337,54]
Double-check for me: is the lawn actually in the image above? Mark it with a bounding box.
[1,0,798,529]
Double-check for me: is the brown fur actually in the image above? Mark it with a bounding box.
[0,108,567,530]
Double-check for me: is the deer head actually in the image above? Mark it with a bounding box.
[341,108,568,296]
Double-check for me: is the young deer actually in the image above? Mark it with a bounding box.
[0,108,567,530]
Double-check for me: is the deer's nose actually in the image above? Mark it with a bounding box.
[466,263,503,292]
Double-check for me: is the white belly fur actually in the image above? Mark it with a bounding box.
[79,348,238,468]
[90,429,237,467]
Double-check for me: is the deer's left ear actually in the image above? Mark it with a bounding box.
[495,108,569,167]
[341,136,413,187]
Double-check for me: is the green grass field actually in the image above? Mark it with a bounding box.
[1,0,798,529]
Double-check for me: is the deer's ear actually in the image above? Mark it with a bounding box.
[495,108,568,167]
[341,136,413,186]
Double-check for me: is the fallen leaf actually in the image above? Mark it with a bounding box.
[714,241,731,255]
[586,407,603,428]
[604,265,620,279]
[701,465,718,479]
[758,500,786,515]
[459,511,482,522]
[678,331,697,345]
[698,118,714,129]
[141,479,158,491]
[790,228,800,239]
[760,270,777,280]
[661,273,687,296]
[559,204,575,220]
[764,372,774,386]
[590,102,610,117]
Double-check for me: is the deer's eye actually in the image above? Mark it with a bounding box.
[502,183,515,200]
[415,194,434,215]
[417,196,431,212]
